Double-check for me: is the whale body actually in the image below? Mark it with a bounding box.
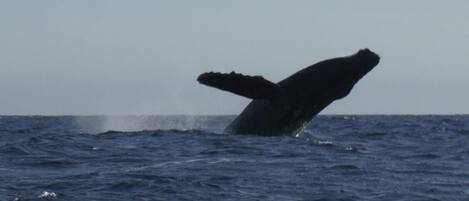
[198,49,380,136]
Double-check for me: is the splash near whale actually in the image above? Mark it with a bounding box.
[198,49,380,135]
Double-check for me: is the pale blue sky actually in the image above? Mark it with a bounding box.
[1,1,468,115]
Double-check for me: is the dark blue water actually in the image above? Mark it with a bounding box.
[1,115,469,201]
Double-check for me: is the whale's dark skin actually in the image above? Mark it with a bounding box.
[198,49,380,136]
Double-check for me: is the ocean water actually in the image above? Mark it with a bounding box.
[1,115,469,201]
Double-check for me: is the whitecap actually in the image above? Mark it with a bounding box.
[38,191,57,199]
[317,140,334,145]
[345,146,354,151]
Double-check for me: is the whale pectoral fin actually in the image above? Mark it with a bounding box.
[197,71,283,99]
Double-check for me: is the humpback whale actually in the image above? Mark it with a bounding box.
[198,49,380,136]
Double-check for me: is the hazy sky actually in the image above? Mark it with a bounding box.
[1,1,468,115]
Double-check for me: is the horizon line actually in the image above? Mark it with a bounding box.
[1,113,469,117]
